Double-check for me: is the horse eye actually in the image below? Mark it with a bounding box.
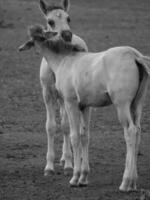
[67,17,71,23]
[48,20,55,28]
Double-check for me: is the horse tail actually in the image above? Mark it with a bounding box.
[137,55,150,75]
[131,55,150,113]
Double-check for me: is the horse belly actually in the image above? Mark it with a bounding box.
[79,88,112,108]
[90,92,112,107]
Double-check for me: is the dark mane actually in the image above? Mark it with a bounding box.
[46,5,64,12]
[44,39,85,54]
[29,25,85,54]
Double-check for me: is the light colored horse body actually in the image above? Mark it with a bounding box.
[40,36,87,175]
[39,0,88,175]
[44,45,149,191]
[20,26,150,191]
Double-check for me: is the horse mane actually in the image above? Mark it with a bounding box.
[46,5,64,12]
[28,25,85,54]
[43,39,85,54]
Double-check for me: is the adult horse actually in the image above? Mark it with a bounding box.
[38,0,88,175]
[19,25,150,192]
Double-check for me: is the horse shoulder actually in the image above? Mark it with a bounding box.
[40,57,55,86]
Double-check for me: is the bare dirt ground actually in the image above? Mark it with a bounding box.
[0,0,150,199]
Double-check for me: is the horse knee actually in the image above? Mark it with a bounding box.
[80,128,89,146]
[117,105,137,145]
[61,117,69,132]
[124,125,139,147]
[46,120,56,136]
[135,126,141,139]
[70,133,80,148]
[60,107,68,126]
[44,90,51,104]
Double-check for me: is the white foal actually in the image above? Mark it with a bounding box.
[39,0,88,175]
[19,25,150,192]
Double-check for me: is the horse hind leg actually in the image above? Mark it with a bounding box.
[131,102,143,157]
[131,59,148,156]
[117,103,139,192]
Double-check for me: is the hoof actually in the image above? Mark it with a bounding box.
[70,183,78,188]
[64,167,73,176]
[78,181,88,187]
[78,176,88,187]
[69,176,79,187]
[119,178,137,192]
[44,169,55,176]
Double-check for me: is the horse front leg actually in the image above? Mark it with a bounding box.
[78,107,91,186]
[65,102,81,186]
[59,105,73,175]
[42,86,56,176]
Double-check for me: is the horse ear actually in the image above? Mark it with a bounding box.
[39,0,48,15]
[18,40,34,52]
[28,25,44,38]
[62,0,70,12]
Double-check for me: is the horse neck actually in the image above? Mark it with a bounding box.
[40,45,66,73]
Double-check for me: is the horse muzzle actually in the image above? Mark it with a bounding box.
[61,30,72,42]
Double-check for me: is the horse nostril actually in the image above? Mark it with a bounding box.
[61,31,72,42]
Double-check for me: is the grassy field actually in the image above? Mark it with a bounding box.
[0,0,150,199]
